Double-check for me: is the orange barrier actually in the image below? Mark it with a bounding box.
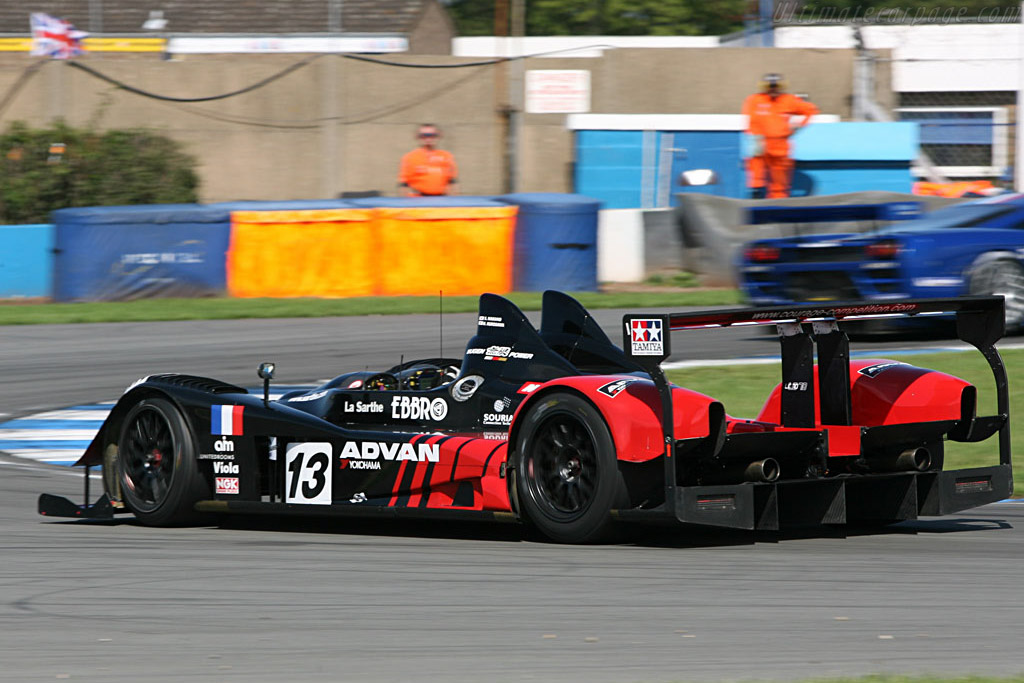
[374,206,516,296]
[227,206,517,298]
[913,180,999,198]
[227,209,376,298]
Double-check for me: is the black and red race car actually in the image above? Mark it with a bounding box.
[39,291,1013,543]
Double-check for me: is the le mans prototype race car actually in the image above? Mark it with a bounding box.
[40,291,1013,543]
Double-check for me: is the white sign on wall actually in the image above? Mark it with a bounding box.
[525,70,591,114]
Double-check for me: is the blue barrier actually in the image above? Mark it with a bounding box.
[500,193,601,292]
[52,205,231,302]
[0,224,54,298]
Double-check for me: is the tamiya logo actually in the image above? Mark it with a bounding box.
[597,378,639,398]
[630,319,663,356]
[215,477,239,495]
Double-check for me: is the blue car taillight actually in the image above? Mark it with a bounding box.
[865,240,901,259]
[745,245,781,263]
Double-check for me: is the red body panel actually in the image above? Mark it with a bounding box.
[398,433,512,512]
[756,359,969,428]
[512,375,720,463]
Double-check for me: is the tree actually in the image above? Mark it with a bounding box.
[0,121,199,225]
[447,0,748,37]
[447,0,1020,37]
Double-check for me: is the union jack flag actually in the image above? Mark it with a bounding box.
[30,13,88,60]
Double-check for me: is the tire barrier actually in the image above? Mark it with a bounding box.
[501,193,601,292]
[0,224,53,298]
[44,195,597,301]
[53,204,232,302]
[226,208,377,298]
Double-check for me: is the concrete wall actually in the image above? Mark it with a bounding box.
[0,47,871,202]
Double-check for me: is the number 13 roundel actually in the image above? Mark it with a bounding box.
[285,442,333,505]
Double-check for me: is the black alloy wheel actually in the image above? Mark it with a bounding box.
[515,392,625,543]
[117,397,206,526]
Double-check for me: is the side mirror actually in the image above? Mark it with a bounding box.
[679,169,719,187]
[257,362,276,380]
[257,362,275,406]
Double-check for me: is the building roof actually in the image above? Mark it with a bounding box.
[1,0,433,34]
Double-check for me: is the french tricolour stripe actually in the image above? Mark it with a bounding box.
[211,405,244,436]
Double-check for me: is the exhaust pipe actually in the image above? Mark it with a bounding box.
[744,458,780,483]
[895,447,931,472]
[868,447,932,473]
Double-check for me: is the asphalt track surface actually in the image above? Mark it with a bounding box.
[2,311,1022,682]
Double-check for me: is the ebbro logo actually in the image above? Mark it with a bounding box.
[630,319,664,356]
[390,396,448,421]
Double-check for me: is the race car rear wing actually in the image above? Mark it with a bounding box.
[622,296,1012,526]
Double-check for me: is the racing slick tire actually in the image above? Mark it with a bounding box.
[116,397,208,526]
[969,258,1024,333]
[514,392,627,544]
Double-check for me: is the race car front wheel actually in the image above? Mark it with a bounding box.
[117,397,207,526]
[969,258,1024,333]
[514,392,626,543]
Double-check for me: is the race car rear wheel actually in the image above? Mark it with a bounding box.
[117,397,207,526]
[969,258,1024,333]
[514,392,625,543]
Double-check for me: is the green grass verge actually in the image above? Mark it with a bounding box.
[666,349,1024,497]
[0,290,741,325]
[791,677,1024,683]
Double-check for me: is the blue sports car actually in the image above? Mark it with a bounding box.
[737,194,1024,331]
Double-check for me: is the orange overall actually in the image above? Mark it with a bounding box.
[398,147,458,196]
[742,92,818,198]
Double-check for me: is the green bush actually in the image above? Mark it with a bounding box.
[0,120,199,224]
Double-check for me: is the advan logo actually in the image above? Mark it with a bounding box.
[629,319,663,356]
[339,441,440,463]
